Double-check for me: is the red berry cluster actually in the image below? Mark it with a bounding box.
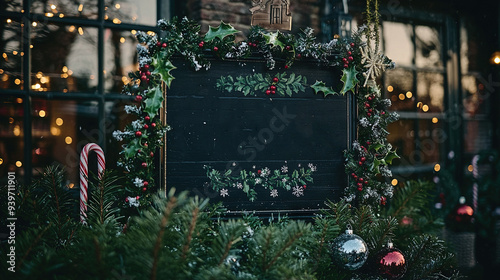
[342,49,354,69]
[247,41,259,48]
[198,41,205,48]
[265,77,279,95]
[140,64,151,84]
[351,172,369,191]
[156,41,168,49]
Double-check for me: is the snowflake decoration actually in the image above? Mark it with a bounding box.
[360,45,392,87]
[292,186,304,197]
[236,182,243,189]
[270,189,279,198]
[282,178,287,183]
[308,163,317,172]
[255,178,262,185]
[126,196,140,207]
[133,177,143,188]
[220,188,229,197]
[281,165,288,173]
[260,167,270,177]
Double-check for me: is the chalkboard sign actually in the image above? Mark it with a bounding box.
[165,57,354,216]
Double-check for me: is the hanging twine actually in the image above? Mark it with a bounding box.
[365,0,381,52]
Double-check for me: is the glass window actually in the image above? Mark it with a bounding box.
[104,99,136,169]
[104,29,139,93]
[5,0,22,12]
[387,119,416,166]
[0,97,25,182]
[385,68,414,112]
[31,23,98,93]
[416,71,444,112]
[462,74,489,116]
[105,0,158,26]
[31,98,100,184]
[31,0,99,20]
[383,22,413,67]
[1,20,24,90]
[415,25,442,68]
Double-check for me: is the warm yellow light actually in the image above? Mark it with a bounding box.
[6,19,12,23]
[36,71,43,79]
[432,117,438,123]
[78,4,83,12]
[2,74,9,82]
[50,127,61,136]
[68,25,75,32]
[122,76,129,84]
[416,102,423,109]
[391,179,398,186]
[50,4,57,9]
[8,117,14,124]
[131,30,137,35]
[112,18,121,24]
[104,15,109,20]
[14,79,21,85]
[55,118,64,126]
[434,164,441,172]
[78,27,84,35]
[68,183,75,189]
[16,98,22,103]
[132,16,137,21]
[61,73,69,78]
[387,85,394,92]
[0,158,3,165]
[62,66,68,72]
[90,75,95,80]
[115,3,121,9]
[32,22,37,27]
[65,136,73,144]
[147,31,156,36]
[40,76,48,83]
[39,109,46,117]
[120,37,125,43]
[12,51,18,55]
[67,70,73,75]
[494,57,500,64]
[3,53,7,59]
[63,89,68,93]
[406,91,413,98]
[16,161,22,167]
[0,69,3,74]
[398,93,405,100]
[45,12,54,17]
[13,125,21,136]
[468,165,473,172]
[30,44,33,48]
[59,14,64,18]
[32,83,41,90]
[20,52,24,56]
[422,105,429,112]
[490,52,500,64]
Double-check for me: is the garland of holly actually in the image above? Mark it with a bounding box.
[114,16,397,209]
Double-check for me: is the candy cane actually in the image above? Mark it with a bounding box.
[471,155,479,212]
[80,143,106,223]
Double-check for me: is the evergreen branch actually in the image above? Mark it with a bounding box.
[16,223,52,271]
[181,207,200,261]
[151,196,178,280]
[264,231,304,271]
[93,236,103,276]
[391,186,419,218]
[49,170,62,231]
[261,230,273,272]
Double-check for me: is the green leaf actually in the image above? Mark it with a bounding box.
[311,80,337,97]
[151,59,177,87]
[340,67,359,95]
[384,150,400,164]
[204,21,240,42]
[144,86,164,118]
[262,32,285,51]
[123,138,141,159]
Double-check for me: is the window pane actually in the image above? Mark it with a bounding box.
[417,119,441,164]
[383,22,413,67]
[5,0,22,12]
[31,23,98,93]
[462,74,489,116]
[0,96,25,183]
[105,0,157,26]
[31,0,98,20]
[464,120,492,154]
[104,29,139,93]
[385,68,414,111]
[415,25,442,68]
[416,71,444,112]
[1,20,24,90]
[104,99,136,170]
[32,99,100,185]
[387,119,415,166]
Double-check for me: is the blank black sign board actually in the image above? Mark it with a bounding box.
[165,57,353,216]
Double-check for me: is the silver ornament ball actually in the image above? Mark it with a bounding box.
[330,228,369,270]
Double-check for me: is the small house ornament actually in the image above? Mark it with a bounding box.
[250,0,292,31]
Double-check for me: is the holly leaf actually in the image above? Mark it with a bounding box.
[311,80,337,97]
[204,21,240,42]
[152,58,176,88]
[340,67,359,95]
[123,138,141,159]
[144,86,164,118]
[384,150,400,165]
[262,32,285,50]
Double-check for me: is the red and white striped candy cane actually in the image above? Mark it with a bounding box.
[472,154,480,212]
[80,143,106,223]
